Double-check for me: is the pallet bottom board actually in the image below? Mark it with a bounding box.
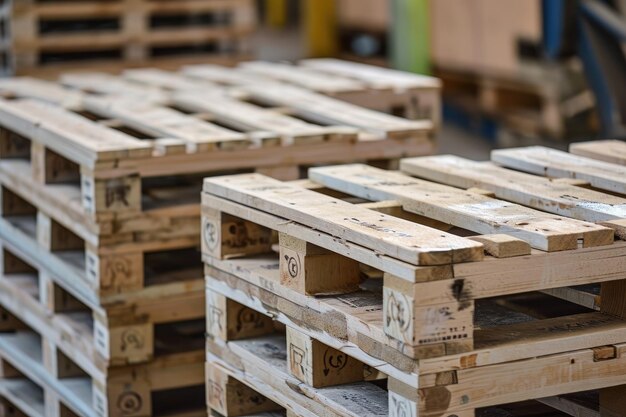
[207,335,389,417]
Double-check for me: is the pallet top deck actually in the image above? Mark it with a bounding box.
[0,71,434,172]
[184,58,442,93]
[201,160,620,277]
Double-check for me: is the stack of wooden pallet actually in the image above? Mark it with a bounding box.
[2,0,256,77]
[202,141,626,416]
[0,63,436,416]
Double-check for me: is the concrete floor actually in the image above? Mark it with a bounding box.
[436,124,493,160]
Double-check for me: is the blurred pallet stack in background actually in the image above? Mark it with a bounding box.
[430,0,595,142]
[1,0,256,78]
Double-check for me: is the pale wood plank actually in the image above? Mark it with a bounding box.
[240,84,433,139]
[0,99,152,167]
[310,164,613,251]
[83,96,250,153]
[239,61,365,93]
[0,77,83,108]
[300,58,442,90]
[570,140,626,166]
[468,234,531,258]
[492,146,626,195]
[123,68,221,91]
[203,173,483,266]
[60,72,167,102]
[400,155,626,222]
[173,91,356,145]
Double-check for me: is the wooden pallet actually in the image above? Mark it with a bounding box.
[0,247,205,417]
[436,64,594,139]
[201,152,626,416]
[4,0,255,77]
[205,285,609,417]
[182,58,442,123]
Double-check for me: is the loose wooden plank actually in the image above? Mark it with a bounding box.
[239,61,365,93]
[570,140,626,165]
[492,146,626,194]
[240,84,433,139]
[400,155,626,222]
[203,173,483,266]
[83,96,250,152]
[173,91,356,145]
[300,58,442,90]
[309,164,613,251]
[0,99,152,167]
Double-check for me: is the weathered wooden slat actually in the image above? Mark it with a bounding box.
[310,164,613,251]
[240,84,433,139]
[83,96,250,153]
[0,99,152,167]
[173,91,356,145]
[123,68,221,91]
[239,61,365,93]
[492,146,626,195]
[400,155,626,222]
[0,77,83,108]
[60,72,167,102]
[300,58,442,90]
[203,173,483,266]
[570,140,626,165]
[182,64,273,86]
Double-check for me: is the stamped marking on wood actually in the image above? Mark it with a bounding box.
[207,379,225,409]
[203,218,219,250]
[207,305,225,337]
[289,342,307,377]
[389,391,417,417]
[105,181,131,208]
[117,391,143,415]
[120,329,145,352]
[384,288,413,342]
[323,348,349,376]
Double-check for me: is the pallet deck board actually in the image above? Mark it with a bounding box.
[173,91,356,145]
[299,58,442,91]
[203,173,484,266]
[0,98,153,166]
[492,146,626,195]
[240,84,433,139]
[83,95,251,153]
[238,61,366,94]
[309,164,613,251]
[400,155,626,221]
[570,140,626,166]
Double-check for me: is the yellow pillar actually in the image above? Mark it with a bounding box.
[303,0,337,57]
[266,0,287,28]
